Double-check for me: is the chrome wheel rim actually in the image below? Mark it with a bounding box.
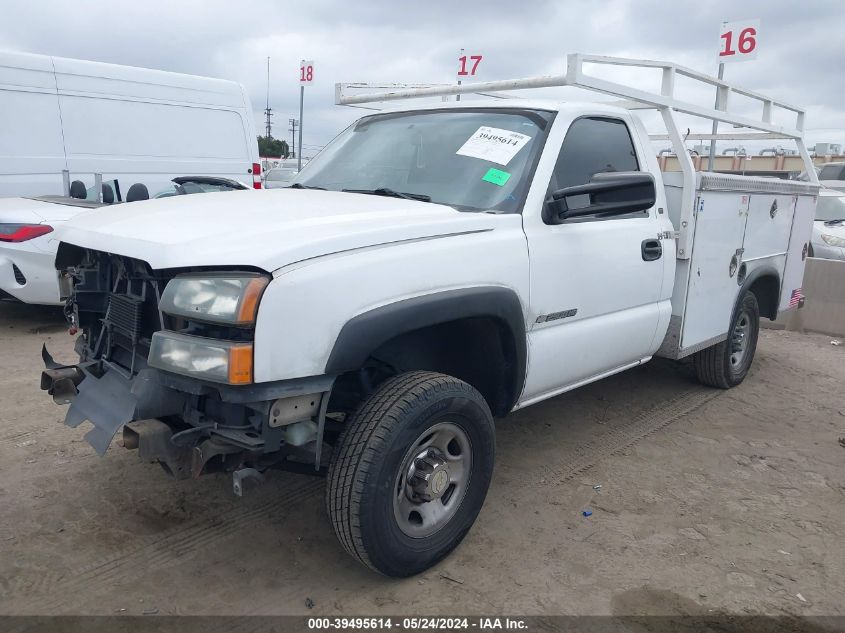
[730,310,751,367]
[393,422,472,538]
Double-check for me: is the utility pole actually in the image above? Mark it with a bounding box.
[456,47,463,102]
[264,57,273,139]
[296,60,313,170]
[289,118,298,158]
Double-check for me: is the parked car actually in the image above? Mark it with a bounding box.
[263,168,299,189]
[39,55,818,577]
[810,189,845,260]
[0,50,261,199]
[0,194,104,304]
[154,177,249,198]
[817,162,845,193]
[0,177,250,304]
[797,162,845,192]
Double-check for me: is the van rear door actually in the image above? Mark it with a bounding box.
[0,52,68,197]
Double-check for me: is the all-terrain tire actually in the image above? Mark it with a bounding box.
[694,291,760,389]
[326,371,495,577]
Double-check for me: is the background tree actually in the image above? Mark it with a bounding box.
[257,136,289,158]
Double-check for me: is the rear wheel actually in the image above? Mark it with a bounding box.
[326,371,495,577]
[694,291,760,388]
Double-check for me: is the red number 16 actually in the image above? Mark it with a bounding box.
[720,27,756,57]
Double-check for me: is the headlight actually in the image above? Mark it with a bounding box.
[149,331,253,384]
[820,234,845,248]
[160,273,269,325]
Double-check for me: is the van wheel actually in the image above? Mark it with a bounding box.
[326,371,495,577]
[694,291,760,389]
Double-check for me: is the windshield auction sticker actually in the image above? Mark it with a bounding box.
[456,126,532,165]
[482,167,511,186]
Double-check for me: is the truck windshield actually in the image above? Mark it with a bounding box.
[293,108,554,213]
[816,194,845,221]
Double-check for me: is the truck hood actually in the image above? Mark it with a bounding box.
[58,189,498,271]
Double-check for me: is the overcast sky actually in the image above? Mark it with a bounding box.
[2,0,843,157]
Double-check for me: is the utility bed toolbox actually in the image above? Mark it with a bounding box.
[659,172,818,358]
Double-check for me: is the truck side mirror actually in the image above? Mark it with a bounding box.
[543,172,656,224]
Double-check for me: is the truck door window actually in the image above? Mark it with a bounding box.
[549,117,645,219]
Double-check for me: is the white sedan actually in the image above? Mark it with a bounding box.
[1,177,251,305]
[810,189,845,260]
[0,195,103,304]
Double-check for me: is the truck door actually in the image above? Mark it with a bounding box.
[520,116,669,402]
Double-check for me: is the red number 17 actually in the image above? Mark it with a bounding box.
[458,55,483,76]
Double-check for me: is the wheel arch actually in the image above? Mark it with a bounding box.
[325,287,527,416]
[739,265,780,320]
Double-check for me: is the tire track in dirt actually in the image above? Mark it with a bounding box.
[513,385,722,493]
[239,385,724,617]
[0,429,36,445]
[0,419,66,447]
[7,384,723,614]
[6,477,324,611]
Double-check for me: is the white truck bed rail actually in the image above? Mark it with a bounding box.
[336,54,819,260]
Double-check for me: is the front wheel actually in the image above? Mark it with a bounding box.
[694,291,760,389]
[326,371,495,577]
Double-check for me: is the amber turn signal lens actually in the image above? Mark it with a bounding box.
[236,277,270,324]
[228,345,254,384]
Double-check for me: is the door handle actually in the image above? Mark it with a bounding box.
[641,239,662,261]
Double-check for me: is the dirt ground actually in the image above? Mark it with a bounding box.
[0,301,843,618]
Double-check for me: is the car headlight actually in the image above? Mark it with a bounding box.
[820,234,845,248]
[160,273,269,325]
[149,331,253,384]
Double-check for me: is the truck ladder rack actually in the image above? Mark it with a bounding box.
[336,54,819,259]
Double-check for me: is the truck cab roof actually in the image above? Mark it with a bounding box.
[371,98,630,118]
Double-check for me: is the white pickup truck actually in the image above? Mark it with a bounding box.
[40,56,819,576]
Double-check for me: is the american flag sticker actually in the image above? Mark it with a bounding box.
[788,288,804,308]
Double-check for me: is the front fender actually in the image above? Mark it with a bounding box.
[325,286,527,403]
[251,216,530,383]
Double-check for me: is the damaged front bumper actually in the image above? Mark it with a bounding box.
[40,345,335,479]
[41,345,179,455]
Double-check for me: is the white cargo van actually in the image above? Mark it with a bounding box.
[0,51,261,198]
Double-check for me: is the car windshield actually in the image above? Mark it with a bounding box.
[154,185,179,198]
[293,108,554,213]
[153,181,242,198]
[178,181,240,194]
[816,194,845,221]
[84,179,120,202]
[266,169,298,182]
[818,164,845,180]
